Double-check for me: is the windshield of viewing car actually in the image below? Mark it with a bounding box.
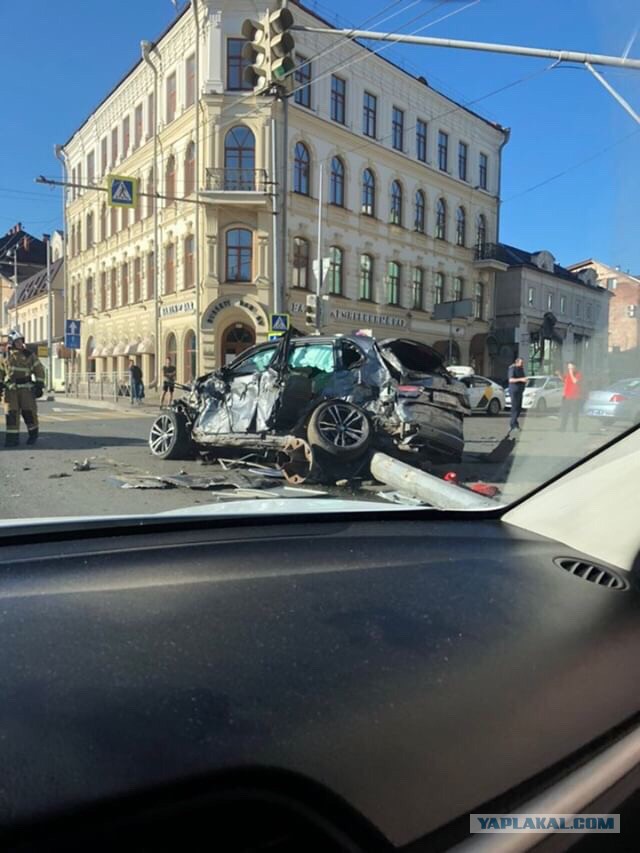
[0,0,638,523]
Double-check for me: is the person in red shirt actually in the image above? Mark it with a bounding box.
[557,361,583,432]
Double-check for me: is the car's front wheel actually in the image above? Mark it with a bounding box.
[149,410,192,459]
[307,400,371,460]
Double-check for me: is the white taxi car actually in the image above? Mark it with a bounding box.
[448,366,505,416]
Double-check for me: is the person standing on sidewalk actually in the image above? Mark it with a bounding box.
[558,361,583,432]
[160,356,176,409]
[128,358,144,406]
[508,357,527,433]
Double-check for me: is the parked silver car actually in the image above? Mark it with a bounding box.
[583,378,640,424]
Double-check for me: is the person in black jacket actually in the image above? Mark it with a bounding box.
[508,357,527,433]
[128,358,144,406]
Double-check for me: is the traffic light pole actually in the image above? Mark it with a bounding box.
[278,90,289,316]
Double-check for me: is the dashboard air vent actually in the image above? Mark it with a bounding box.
[554,558,628,590]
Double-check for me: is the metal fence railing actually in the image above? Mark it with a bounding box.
[64,372,145,402]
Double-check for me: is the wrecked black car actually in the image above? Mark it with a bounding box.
[148,333,469,483]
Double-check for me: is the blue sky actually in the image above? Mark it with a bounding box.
[2,0,639,270]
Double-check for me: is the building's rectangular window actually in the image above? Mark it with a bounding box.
[560,295,567,313]
[293,237,310,289]
[109,267,117,309]
[165,244,175,294]
[359,254,373,301]
[479,152,488,190]
[134,104,143,149]
[227,38,250,90]
[166,72,177,123]
[101,138,108,175]
[475,281,485,319]
[111,127,118,167]
[528,286,535,306]
[184,235,195,288]
[330,75,346,124]
[434,272,445,305]
[416,119,427,162]
[133,256,142,302]
[411,267,424,310]
[147,92,155,138]
[576,299,583,318]
[71,167,76,201]
[438,131,448,171]
[328,246,343,295]
[586,302,593,321]
[86,277,94,315]
[606,277,617,290]
[87,151,95,185]
[386,261,401,305]
[453,276,464,302]
[363,91,377,138]
[547,292,553,310]
[392,106,404,151]
[122,115,130,158]
[294,56,312,107]
[121,262,129,305]
[185,54,196,107]
[458,141,468,181]
[100,271,107,310]
[146,251,154,299]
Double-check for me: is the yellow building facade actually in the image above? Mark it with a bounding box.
[62,1,507,389]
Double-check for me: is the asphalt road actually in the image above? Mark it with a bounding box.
[0,398,626,521]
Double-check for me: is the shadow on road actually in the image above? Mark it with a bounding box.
[6,433,147,451]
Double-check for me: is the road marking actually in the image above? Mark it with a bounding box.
[40,410,154,423]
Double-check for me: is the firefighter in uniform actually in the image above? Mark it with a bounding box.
[0,329,45,447]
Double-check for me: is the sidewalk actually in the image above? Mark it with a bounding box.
[52,391,163,414]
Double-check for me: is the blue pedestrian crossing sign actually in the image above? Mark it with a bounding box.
[65,319,81,350]
[107,174,139,208]
[270,313,290,333]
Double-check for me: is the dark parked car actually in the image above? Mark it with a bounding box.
[584,377,640,424]
[149,333,469,481]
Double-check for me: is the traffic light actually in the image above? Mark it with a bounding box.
[241,4,296,93]
[305,293,318,327]
[269,6,296,86]
[241,17,271,92]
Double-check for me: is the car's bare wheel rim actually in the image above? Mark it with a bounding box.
[150,415,175,455]
[316,403,367,448]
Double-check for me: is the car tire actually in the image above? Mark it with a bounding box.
[307,400,371,460]
[149,410,192,460]
[536,398,547,414]
[487,398,501,416]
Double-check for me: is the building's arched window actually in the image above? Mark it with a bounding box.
[164,243,175,294]
[293,142,310,195]
[184,142,196,196]
[225,228,253,282]
[476,214,487,252]
[224,126,255,190]
[456,206,466,247]
[386,261,401,305]
[293,236,310,289]
[166,332,177,369]
[361,168,376,216]
[330,156,345,206]
[436,198,447,240]
[414,190,425,232]
[390,180,403,226]
[165,155,176,206]
[183,330,196,382]
[327,246,343,295]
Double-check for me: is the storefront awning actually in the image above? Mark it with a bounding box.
[90,347,102,359]
[125,340,140,355]
[101,345,114,357]
[137,336,155,354]
[113,341,128,356]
